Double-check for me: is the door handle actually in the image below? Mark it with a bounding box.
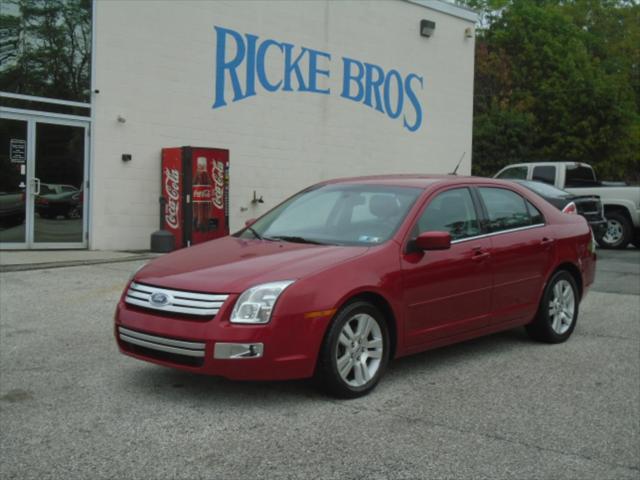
[541,237,555,247]
[31,177,41,195]
[472,250,490,261]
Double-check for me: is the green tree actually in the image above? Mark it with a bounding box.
[0,0,92,102]
[460,0,639,181]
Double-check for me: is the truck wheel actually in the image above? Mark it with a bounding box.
[598,211,632,249]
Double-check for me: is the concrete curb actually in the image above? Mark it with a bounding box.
[0,254,158,273]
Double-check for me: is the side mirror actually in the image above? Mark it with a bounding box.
[245,218,256,227]
[415,231,451,250]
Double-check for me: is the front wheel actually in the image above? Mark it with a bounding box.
[316,301,390,398]
[526,271,579,343]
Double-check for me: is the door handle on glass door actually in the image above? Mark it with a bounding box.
[31,177,41,195]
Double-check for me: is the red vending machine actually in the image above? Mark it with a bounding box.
[161,147,229,248]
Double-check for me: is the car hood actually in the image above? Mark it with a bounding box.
[135,236,369,293]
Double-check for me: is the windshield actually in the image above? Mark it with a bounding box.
[236,184,422,246]
[516,180,570,198]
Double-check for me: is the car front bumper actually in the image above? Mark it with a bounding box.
[114,300,331,381]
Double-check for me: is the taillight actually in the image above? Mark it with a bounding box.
[562,202,577,214]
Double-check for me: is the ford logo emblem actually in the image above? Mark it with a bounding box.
[150,292,170,306]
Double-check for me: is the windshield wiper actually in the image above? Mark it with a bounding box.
[270,235,328,245]
[245,226,262,240]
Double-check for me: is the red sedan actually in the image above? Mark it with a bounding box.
[115,175,596,397]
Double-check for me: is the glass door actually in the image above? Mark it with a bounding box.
[0,114,89,249]
[0,118,28,246]
[33,122,87,246]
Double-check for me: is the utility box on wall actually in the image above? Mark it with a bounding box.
[161,147,230,248]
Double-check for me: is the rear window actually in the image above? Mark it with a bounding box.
[565,164,596,187]
[496,166,528,180]
[532,166,556,185]
[520,181,570,198]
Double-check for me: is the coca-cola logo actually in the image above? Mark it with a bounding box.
[164,168,180,230]
[212,160,224,210]
[193,185,213,202]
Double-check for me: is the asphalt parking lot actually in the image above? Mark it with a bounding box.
[1,249,639,479]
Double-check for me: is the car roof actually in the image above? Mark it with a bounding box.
[319,174,516,189]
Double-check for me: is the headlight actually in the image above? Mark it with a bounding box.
[230,280,295,324]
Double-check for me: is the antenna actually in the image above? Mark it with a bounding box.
[450,152,466,175]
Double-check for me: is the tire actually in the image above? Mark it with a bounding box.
[632,237,640,249]
[526,270,579,343]
[316,301,390,398]
[598,211,632,249]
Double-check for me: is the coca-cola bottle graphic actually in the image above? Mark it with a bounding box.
[193,157,213,232]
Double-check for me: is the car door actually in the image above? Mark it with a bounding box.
[475,186,555,325]
[401,187,492,347]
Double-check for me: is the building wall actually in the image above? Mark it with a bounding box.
[91,0,475,250]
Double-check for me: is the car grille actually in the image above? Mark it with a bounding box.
[118,326,205,366]
[125,282,228,317]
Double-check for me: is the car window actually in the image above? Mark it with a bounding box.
[242,184,422,246]
[565,164,596,187]
[416,188,480,241]
[478,187,535,232]
[517,180,570,198]
[526,200,544,224]
[532,166,556,185]
[267,190,341,233]
[496,166,528,180]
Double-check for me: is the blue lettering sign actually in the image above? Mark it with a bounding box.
[212,26,424,132]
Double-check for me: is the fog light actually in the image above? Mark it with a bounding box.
[214,343,264,359]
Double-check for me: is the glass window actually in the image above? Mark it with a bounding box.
[238,184,422,246]
[532,166,556,185]
[496,166,528,180]
[518,180,570,198]
[526,201,544,224]
[478,187,533,232]
[565,164,596,187]
[416,188,480,241]
[0,0,92,103]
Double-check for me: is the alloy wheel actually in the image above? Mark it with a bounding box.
[335,313,383,387]
[548,279,575,335]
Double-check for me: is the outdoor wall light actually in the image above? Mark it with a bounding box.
[465,27,474,38]
[420,19,436,38]
[251,190,264,205]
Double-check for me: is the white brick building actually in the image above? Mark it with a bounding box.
[0,0,476,250]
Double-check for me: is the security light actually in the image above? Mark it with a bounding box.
[420,19,436,38]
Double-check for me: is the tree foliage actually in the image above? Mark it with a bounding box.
[460,0,639,181]
[0,0,92,102]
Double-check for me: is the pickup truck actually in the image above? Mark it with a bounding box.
[494,162,640,249]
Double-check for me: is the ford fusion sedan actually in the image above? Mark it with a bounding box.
[115,175,596,398]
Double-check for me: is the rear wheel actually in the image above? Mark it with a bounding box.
[316,301,389,398]
[598,211,632,249]
[526,270,579,343]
